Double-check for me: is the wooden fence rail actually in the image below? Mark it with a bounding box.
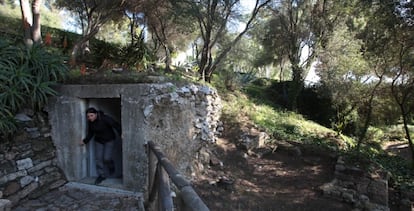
[147,141,209,211]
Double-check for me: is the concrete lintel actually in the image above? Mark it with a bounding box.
[54,84,177,98]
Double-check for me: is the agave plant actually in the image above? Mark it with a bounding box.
[0,40,68,137]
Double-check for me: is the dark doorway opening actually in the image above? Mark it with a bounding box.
[83,98,123,187]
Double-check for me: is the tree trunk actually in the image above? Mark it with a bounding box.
[198,41,211,81]
[163,44,172,72]
[70,29,99,66]
[356,75,383,151]
[19,0,32,46]
[31,0,42,44]
[400,105,414,167]
[198,0,271,82]
[19,0,42,46]
[130,13,136,45]
[70,37,90,66]
[289,65,304,110]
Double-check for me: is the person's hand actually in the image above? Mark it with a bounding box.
[80,140,85,146]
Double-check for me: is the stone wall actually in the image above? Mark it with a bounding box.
[319,156,390,211]
[142,84,222,176]
[0,110,67,208]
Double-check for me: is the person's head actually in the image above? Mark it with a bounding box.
[86,107,98,122]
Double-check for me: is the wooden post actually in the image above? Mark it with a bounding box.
[148,141,209,211]
[157,164,174,211]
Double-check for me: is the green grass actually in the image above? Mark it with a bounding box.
[0,4,21,18]
[0,3,62,30]
[221,90,352,150]
[216,79,413,192]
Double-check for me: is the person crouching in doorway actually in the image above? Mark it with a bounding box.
[81,107,122,185]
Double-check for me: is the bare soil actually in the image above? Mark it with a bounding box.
[192,121,354,211]
[383,140,412,163]
[192,123,414,211]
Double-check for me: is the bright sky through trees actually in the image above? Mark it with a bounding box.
[237,0,256,31]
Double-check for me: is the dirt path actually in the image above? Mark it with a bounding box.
[382,140,412,163]
[193,138,353,211]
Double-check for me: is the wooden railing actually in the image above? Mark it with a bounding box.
[146,141,209,211]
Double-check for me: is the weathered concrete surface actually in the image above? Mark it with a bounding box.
[13,182,145,211]
[48,83,222,193]
[1,82,221,209]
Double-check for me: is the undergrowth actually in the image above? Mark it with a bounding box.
[217,82,413,193]
[0,40,68,138]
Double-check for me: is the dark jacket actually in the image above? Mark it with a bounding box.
[83,114,122,144]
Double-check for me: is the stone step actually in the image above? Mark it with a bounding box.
[63,182,145,210]
[0,199,12,211]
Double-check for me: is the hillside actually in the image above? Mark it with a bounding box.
[1,9,412,211]
[192,102,353,210]
[191,90,411,211]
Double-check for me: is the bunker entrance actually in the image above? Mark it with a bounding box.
[81,98,123,186]
[50,84,164,192]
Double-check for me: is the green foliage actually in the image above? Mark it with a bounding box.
[0,108,17,135]
[364,127,384,143]
[244,80,286,107]
[297,86,335,127]
[315,21,372,136]
[89,33,154,70]
[119,36,154,69]
[375,154,414,191]
[0,3,23,19]
[339,124,413,191]
[339,134,357,149]
[96,18,131,45]
[90,40,121,67]
[218,71,412,191]
[222,90,338,148]
[343,147,414,192]
[0,15,23,48]
[243,85,270,104]
[0,2,62,29]
[216,67,257,91]
[381,125,412,142]
[40,7,63,29]
[0,40,68,136]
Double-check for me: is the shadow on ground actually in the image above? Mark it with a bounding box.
[193,136,353,211]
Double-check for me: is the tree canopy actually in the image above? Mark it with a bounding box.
[7,0,414,164]
[54,0,125,64]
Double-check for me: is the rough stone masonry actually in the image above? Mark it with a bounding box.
[0,82,222,209]
[0,111,67,208]
[48,83,222,192]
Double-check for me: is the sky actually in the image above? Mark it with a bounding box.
[240,0,256,13]
[236,0,257,32]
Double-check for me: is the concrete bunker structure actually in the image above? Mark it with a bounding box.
[47,83,221,193]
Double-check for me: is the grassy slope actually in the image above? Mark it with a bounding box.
[215,79,413,193]
[0,3,62,30]
[220,86,352,150]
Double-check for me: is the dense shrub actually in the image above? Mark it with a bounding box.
[298,86,335,127]
[89,33,154,70]
[90,40,121,67]
[0,40,68,138]
[119,36,153,68]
